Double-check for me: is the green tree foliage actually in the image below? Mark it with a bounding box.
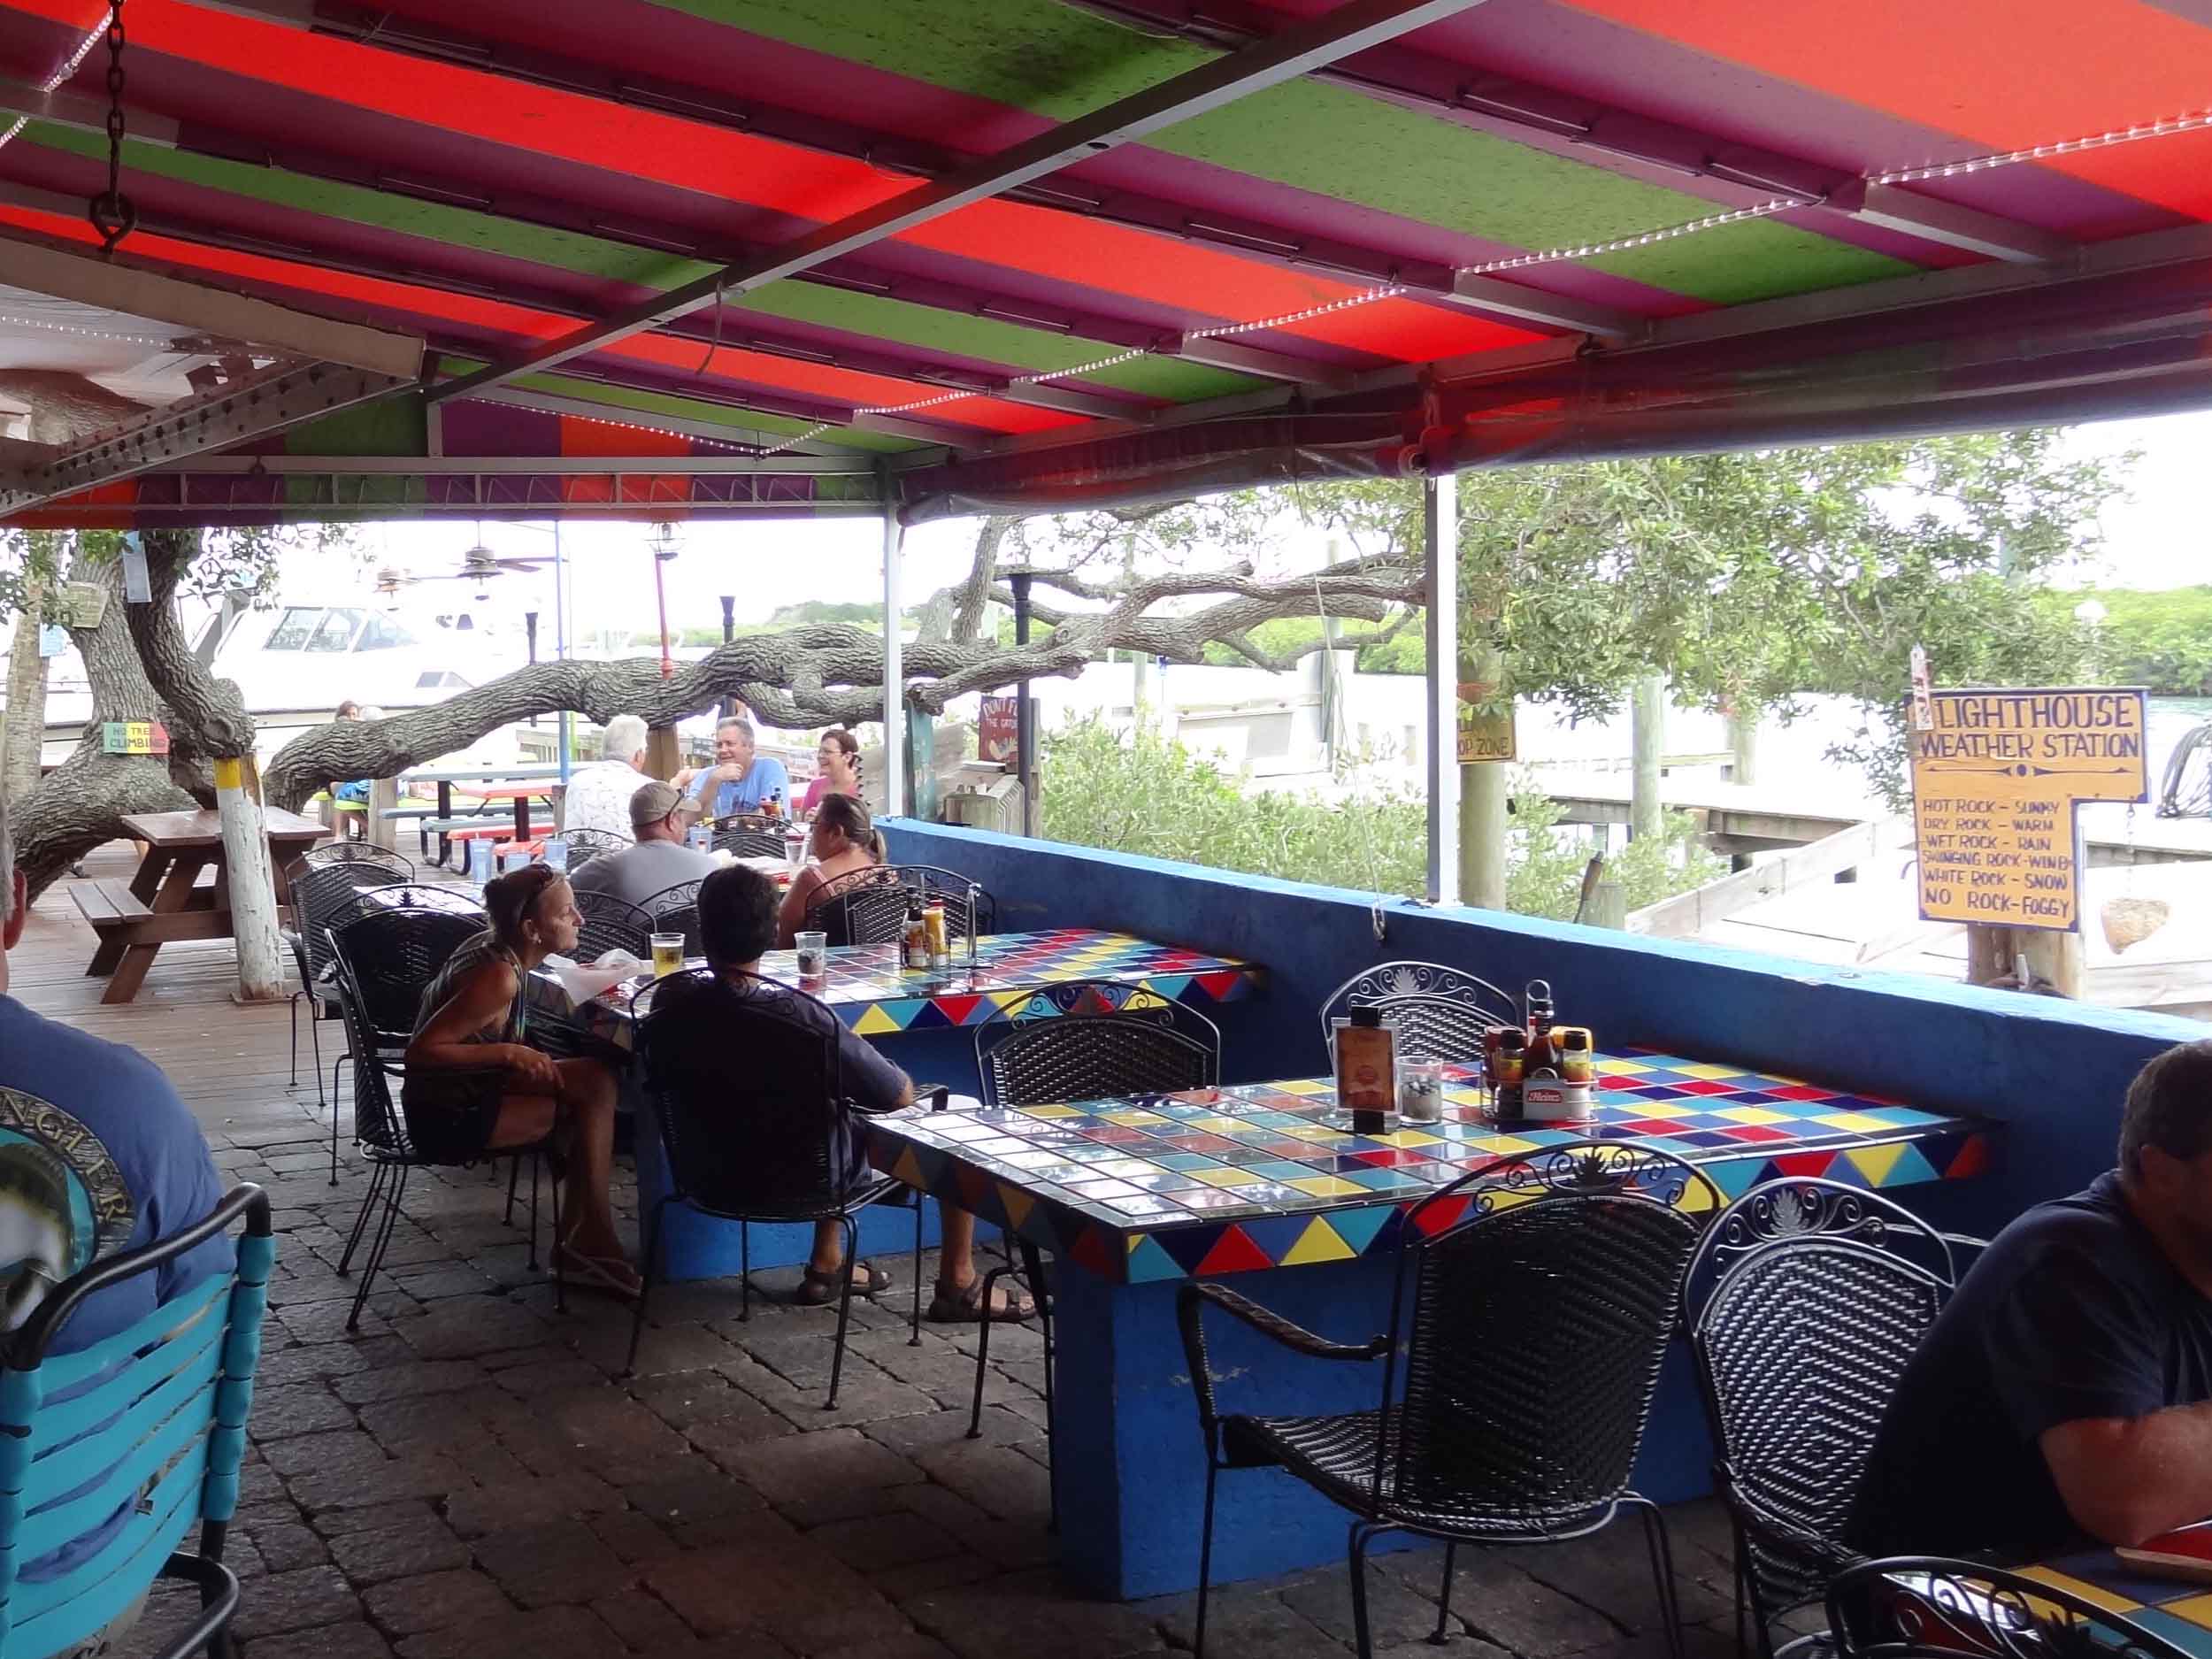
[2073,588,2212,694]
[1037,717,1719,919]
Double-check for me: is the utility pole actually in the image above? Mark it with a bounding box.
[1010,570,1040,838]
[1631,672,1666,841]
[1422,473,1461,906]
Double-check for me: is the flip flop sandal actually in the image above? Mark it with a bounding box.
[556,1242,641,1301]
[926,1276,1035,1325]
[795,1260,893,1305]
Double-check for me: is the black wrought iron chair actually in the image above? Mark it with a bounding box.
[713,824,788,859]
[283,856,407,1157]
[557,827,632,872]
[629,969,926,1406]
[1317,960,1521,1067]
[821,864,995,949]
[299,842,415,879]
[968,982,1224,1521]
[534,889,653,1070]
[1825,1557,2192,1659]
[328,907,563,1333]
[1179,1142,1719,1659]
[1681,1180,1973,1659]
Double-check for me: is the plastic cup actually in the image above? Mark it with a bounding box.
[502,848,530,873]
[785,829,810,869]
[541,837,568,872]
[467,839,493,886]
[795,930,828,981]
[649,933,686,978]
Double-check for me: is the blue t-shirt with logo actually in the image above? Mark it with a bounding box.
[0,995,234,1578]
[690,756,790,818]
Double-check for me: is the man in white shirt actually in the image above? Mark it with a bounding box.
[571,781,718,910]
[563,715,649,841]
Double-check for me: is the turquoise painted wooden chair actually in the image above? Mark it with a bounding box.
[0,1183,273,1659]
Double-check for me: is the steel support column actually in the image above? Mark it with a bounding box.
[881,494,906,819]
[1423,471,1459,905]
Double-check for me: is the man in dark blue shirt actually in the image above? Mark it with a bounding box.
[1849,1040,2212,1559]
[0,791,233,1601]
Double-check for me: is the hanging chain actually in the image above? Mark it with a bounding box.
[87,0,134,256]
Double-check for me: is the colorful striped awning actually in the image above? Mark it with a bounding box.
[2,0,2209,523]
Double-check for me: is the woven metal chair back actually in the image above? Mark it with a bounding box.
[1682,1179,1964,1317]
[287,859,405,986]
[641,879,704,919]
[328,906,485,1042]
[979,982,1221,1107]
[650,902,703,956]
[713,826,787,859]
[328,944,411,1155]
[321,887,484,986]
[1318,961,1518,1067]
[1381,1144,1717,1532]
[1825,1557,2194,1659]
[1688,1191,1957,1620]
[300,842,415,879]
[557,828,631,872]
[573,890,654,962]
[825,864,995,949]
[636,970,848,1218]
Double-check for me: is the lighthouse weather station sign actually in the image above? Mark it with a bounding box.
[1910,687,2149,933]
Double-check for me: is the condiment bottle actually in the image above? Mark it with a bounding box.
[902,899,929,969]
[762,792,781,821]
[1494,1026,1526,1120]
[1336,1007,1395,1136]
[1555,1026,1594,1084]
[923,900,950,969]
[1524,979,1556,1074]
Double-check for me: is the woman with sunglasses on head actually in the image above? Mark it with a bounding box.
[404,864,637,1297]
[777,793,885,949]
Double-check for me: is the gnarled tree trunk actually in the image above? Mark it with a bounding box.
[130,529,284,1001]
[12,559,197,900]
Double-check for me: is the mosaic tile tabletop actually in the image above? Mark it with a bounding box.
[540,928,1262,1048]
[862,1051,1996,1285]
[1987,1553,2212,1659]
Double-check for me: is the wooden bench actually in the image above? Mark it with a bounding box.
[72,877,229,996]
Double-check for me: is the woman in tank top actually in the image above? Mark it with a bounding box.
[405,864,638,1298]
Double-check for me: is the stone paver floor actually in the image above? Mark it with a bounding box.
[120,1098,1762,1659]
[16,896,1764,1659]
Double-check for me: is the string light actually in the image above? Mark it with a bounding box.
[740,102,2212,457]
[0,311,171,345]
[457,398,772,456]
[1871,107,2212,184]
[0,18,112,160]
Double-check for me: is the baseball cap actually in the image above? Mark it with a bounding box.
[629,780,684,828]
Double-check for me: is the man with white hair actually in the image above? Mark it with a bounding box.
[0,780,231,1633]
[563,714,651,841]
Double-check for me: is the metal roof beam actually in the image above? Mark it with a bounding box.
[173,451,881,476]
[1171,336,1356,388]
[1824,181,2075,265]
[453,385,870,457]
[426,0,1496,404]
[1443,273,1640,339]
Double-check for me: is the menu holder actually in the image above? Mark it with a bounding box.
[2117,1522,2212,1583]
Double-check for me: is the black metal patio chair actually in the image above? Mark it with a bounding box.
[968,981,1224,1525]
[299,842,415,879]
[283,855,408,1165]
[1681,1180,1975,1659]
[629,968,926,1407]
[534,889,653,1071]
[713,824,788,859]
[1825,1557,2192,1659]
[819,864,995,949]
[557,827,632,872]
[1317,959,1521,1068]
[1179,1142,1720,1659]
[328,907,563,1333]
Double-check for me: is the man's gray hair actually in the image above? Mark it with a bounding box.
[716,716,756,741]
[601,714,648,762]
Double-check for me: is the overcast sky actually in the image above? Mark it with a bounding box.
[328,405,2211,647]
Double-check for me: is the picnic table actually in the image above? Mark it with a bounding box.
[399,765,565,864]
[453,779,564,843]
[73,808,326,1003]
[859,1051,1997,1599]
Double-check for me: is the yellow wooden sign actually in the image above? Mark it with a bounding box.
[1455,645,1517,764]
[1910,687,2148,933]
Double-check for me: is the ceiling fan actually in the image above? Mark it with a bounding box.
[375,543,546,603]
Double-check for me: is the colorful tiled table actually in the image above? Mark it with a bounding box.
[534,929,1263,1284]
[859,1050,1998,1601]
[546,927,1262,1050]
[2019,1552,2212,1656]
